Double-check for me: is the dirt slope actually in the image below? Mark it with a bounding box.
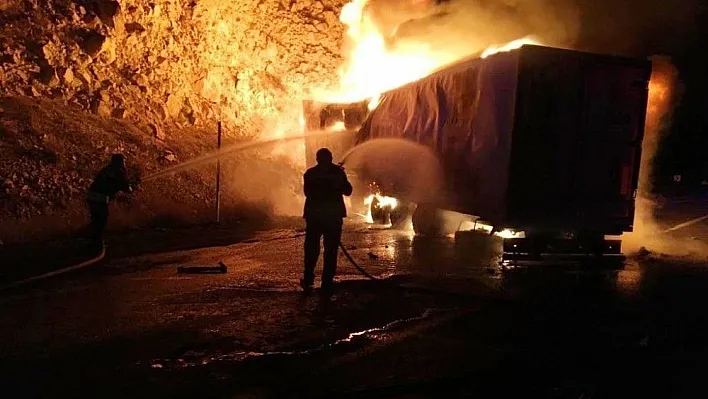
[0,95,294,243]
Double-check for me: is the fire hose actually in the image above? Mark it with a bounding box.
[0,240,376,293]
[338,239,503,301]
[0,233,492,301]
[339,242,381,281]
[0,248,106,292]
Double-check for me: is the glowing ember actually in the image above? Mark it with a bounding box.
[363,193,398,223]
[449,220,524,238]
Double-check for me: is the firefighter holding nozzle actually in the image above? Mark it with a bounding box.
[85,154,140,256]
[301,148,353,293]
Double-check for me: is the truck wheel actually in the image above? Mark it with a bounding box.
[370,196,389,224]
[412,204,444,236]
[390,201,413,229]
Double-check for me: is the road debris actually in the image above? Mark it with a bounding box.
[177,261,227,274]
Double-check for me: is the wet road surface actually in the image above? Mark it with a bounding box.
[2,217,708,398]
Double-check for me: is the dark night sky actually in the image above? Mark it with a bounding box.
[573,0,708,182]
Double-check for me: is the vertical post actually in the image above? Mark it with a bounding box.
[216,121,222,224]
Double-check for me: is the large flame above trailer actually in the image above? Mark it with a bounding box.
[314,0,539,109]
[305,0,667,240]
[314,0,540,224]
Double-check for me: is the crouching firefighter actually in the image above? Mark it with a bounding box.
[85,154,138,255]
[301,148,353,293]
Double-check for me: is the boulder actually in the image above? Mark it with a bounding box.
[97,37,117,64]
[15,69,30,82]
[83,14,103,30]
[81,31,106,57]
[150,123,166,140]
[154,101,169,121]
[39,66,60,87]
[91,97,112,118]
[98,89,111,101]
[323,11,338,27]
[76,69,93,88]
[61,68,75,85]
[166,93,182,119]
[133,73,149,89]
[125,22,146,34]
[41,43,60,63]
[99,103,112,118]
[96,0,121,27]
[111,108,126,118]
[311,1,324,14]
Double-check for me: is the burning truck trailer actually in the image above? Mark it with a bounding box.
[304,44,652,261]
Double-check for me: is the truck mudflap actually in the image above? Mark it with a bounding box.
[502,237,624,262]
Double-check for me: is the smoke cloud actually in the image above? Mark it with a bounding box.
[366,0,580,59]
[221,150,305,217]
[359,0,703,61]
[341,138,445,206]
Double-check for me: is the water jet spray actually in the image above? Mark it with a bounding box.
[141,130,341,182]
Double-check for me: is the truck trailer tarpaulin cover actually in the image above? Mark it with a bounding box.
[309,45,652,234]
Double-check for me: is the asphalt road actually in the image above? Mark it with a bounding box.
[2,206,708,398]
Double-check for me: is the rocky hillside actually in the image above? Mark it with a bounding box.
[0,0,347,243]
[0,95,304,243]
[0,0,346,136]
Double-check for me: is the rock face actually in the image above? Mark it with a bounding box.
[0,0,347,137]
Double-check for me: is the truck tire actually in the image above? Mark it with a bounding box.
[390,201,413,229]
[412,204,444,236]
[370,196,389,224]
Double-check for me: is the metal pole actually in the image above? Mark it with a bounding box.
[216,121,222,224]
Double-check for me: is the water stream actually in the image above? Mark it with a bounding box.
[142,130,337,182]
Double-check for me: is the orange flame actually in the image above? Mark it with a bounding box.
[363,193,398,224]
[481,36,540,58]
[314,0,542,110]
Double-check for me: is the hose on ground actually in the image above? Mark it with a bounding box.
[339,242,381,281]
[338,240,503,301]
[0,248,106,293]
